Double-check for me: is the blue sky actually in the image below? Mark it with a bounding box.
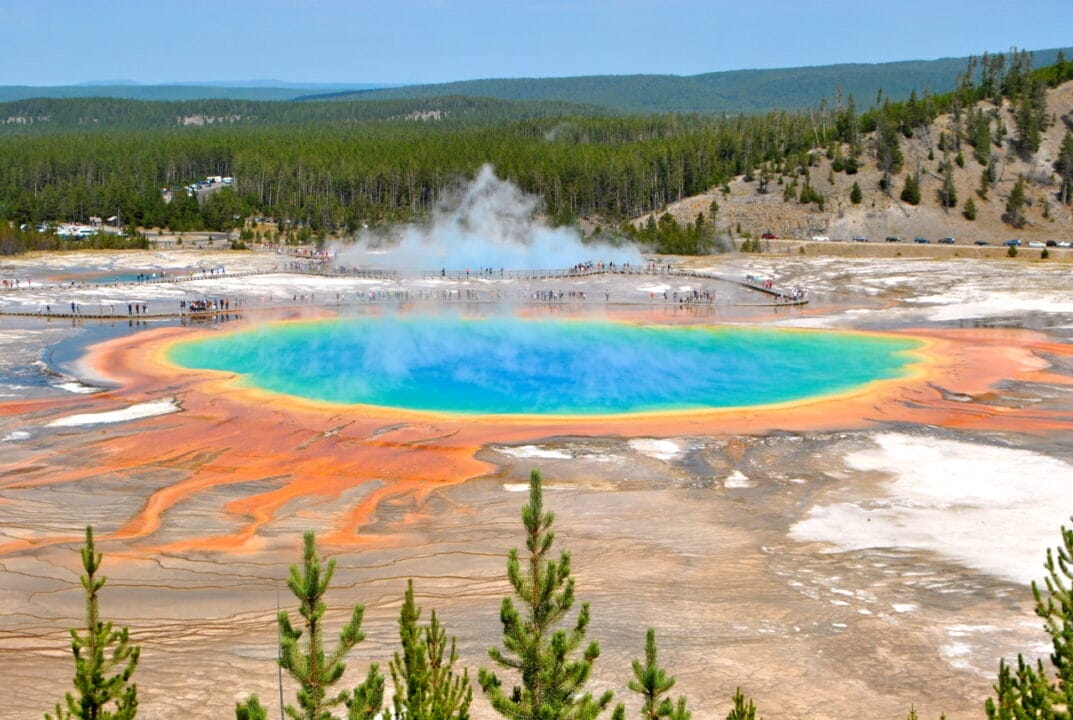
[3,0,1072,86]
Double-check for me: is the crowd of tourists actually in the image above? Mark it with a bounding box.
[180,298,240,314]
[744,274,807,302]
[530,289,588,301]
[1,260,811,319]
[31,301,152,316]
[0,278,32,289]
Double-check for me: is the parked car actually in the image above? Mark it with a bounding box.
[1046,240,1058,247]
[811,235,830,242]
[1028,240,1046,248]
[1004,239,1022,246]
[761,232,777,239]
[938,237,955,244]
[914,237,930,244]
[974,240,990,245]
[1058,241,1072,248]
[885,235,901,242]
[852,235,868,242]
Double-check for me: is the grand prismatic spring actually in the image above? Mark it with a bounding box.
[4,248,1073,720]
[165,318,922,415]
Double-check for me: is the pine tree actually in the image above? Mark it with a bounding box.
[390,580,472,720]
[239,531,385,720]
[900,173,921,206]
[1055,131,1073,205]
[903,90,926,137]
[939,160,957,208]
[236,696,268,720]
[875,105,904,192]
[642,216,658,245]
[980,51,998,100]
[1002,49,1032,98]
[479,469,618,720]
[983,518,1073,716]
[963,197,977,221]
[849,182,862,205]
[757,164,772,194]
[782,178,797,202]
[1003,174,1027,228]
[835,94,860,151]
[1053,50,1070,86]
[350,673,386,720]
[628,629,689,720]
[724,689,761,720]
[986,654,1053,718]
[970,108,992,165]
[1014,77,1049,158]
[46,526,140,720]
[1031,520,1073,704]
[977,169,990,200]
[994,120,1007,149]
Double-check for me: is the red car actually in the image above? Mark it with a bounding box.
[761,232,777,239]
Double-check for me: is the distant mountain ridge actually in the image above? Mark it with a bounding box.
[5,47,1072,113]
[0,82,394,103]
[297,48,1073,113]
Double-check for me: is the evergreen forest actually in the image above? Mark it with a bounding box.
[1,49,1072,255]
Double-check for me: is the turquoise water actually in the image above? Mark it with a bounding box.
[58,270,170,285]
[167,317,921,415]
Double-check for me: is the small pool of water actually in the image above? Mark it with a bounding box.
[52,270,176,285]
[167,316,922,415]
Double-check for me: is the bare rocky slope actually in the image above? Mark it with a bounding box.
[639,81,1073,247]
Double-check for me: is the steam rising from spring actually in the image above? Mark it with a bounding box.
[333,165,644,270]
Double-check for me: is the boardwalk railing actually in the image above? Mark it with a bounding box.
[0,265,806,320]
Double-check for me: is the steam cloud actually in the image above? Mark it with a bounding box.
[332,165,644,271]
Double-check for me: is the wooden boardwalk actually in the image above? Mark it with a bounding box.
[0,267,806,321]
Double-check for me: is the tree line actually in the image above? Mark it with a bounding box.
[43,470,1073,720]
[2,50,1072,252]
[0,226,149,256]
[0,111,825,234]
[0,95,614,135]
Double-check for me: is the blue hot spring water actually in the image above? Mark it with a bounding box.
[166,317,921,415]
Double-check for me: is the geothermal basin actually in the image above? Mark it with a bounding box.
[165,317,922,415]
[3,249,1073,720]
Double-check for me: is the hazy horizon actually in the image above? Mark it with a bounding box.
[3,0,1071,87]
[2,44,1069,92]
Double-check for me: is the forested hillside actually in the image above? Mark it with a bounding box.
[0,96,612,133]
[642,50,1073,247]
[301,48,1073,113]
[0,112,824,233]
[0,82,388,103]
[2,49,1072,254]
[6,48,1069,116]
